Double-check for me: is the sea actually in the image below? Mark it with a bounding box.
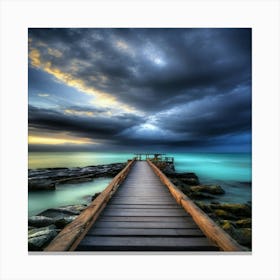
[28,152,252,216]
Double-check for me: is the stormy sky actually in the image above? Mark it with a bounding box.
[28,28,251,152]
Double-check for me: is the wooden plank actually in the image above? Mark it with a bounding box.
[111,200,173,203]
[113,196,170,198]
[117,190,166,192]
[92,221,198,229]
[102,208,187,214]
[116,190,169,192]
[112,194,174,198]
[77,236,219,251]
[97,216,194,222]
[105,204,181,209]
[109,201,178,205]
[101,209,189,217]
[108,202,177,206]
[103,208,185,212]
[109,198,176,202]
[87,228,204,237]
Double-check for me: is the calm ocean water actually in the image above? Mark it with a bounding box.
[28,152,252,216]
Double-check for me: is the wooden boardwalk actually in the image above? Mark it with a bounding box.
[76,161,219,251]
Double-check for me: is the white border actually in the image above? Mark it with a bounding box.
[1,0,280,279]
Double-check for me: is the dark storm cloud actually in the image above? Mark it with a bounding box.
[160,87,251,138]
[29,28,251,111]
[28,28,251,151]
[28,105,144,140]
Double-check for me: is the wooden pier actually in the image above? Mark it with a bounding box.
[45,157,244,252]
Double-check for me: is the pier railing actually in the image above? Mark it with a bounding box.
[134,153,174,163]
[147,159,246,251]
[44,159,135,251]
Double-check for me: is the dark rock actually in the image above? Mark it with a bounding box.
[195,202,212,213]
[235,218,252,228]
[28,224,56,238]
[28,162,126,191]
[218,221,251,247]
[219,220,236,235]
[28,215,56,227]
[28,204,90,250]
[190,185,225,195]
[211,201,220,205]
[39,204,87,218]
[55,216,77,228]
[57,204,87,212]
[214,209,237,220]
[161,164,176,175]
[154,162,175,175]
[28,180,55,191]
[167,172,200,185]
[63,177,94,184]
[170,178,181,185]
[180,177,200,185]
[235,228,252,247]
[28,225,58,251]
[189,191,216,200]
[211,203,251,217]
[91,192,101,201]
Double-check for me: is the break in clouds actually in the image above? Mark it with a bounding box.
[28,28,251,152]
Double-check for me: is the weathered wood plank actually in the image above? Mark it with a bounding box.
[114,196,170,198]
[77,236,219,251]
[105,204,181,209]
[101,209,189,217]
[97,216,194,222]
[103,208,186,213]
[87,228,204,237]
[109,198,176,202]
[109,201,178,205]
[92,221,198,229]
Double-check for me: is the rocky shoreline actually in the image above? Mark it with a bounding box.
[157,161,252,249]
[28,162,126,191]
[28,204,88,251]
[28,162,125,250]
[28,160,252,251]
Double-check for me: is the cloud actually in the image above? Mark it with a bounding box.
[28,105,144,142]
[37,93,50,97]
[28,134,95,145]
[29,29,251,111]
[158,86,251,138]
[28,28,251,152]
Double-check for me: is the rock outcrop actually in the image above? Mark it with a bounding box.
[155,161,252,249]
[28,225,59,251]
[28,204,88,251]
[195,201,252,248]
[28,162,126,191]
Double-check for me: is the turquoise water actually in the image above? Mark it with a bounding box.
[169,153,252,204]
[28,152,252,216]
[171,153,251,182]
[28,178,111,217]
[28,152,132,216]
[29,152,251,183]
